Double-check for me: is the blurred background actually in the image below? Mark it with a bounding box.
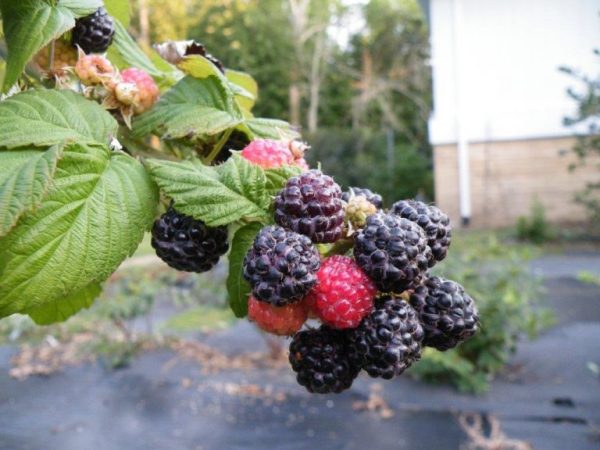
[1,1,599,449]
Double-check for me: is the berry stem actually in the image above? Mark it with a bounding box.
[114,130,164,158]
[47,40,56,72]
[203,129,233,165]
[163,140,184,159]
[321,238,354,257]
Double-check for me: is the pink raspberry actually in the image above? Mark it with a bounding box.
[120,68,159,114]
[241,139,309,170]
[248,296,308,336]
[308,255,377,329]
[75,52,115,86]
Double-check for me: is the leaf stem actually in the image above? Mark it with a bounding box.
[47,40,55,72]
[162,140,184,159]
[204,129,233,165]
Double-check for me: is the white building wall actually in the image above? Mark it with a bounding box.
[429,0,600,146]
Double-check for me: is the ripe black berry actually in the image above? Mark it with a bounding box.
[243,226,320,306]
[71,7,115,54]
[409,277,479,351]
[348,296,423,379]
[274,170,344,243]
[151,207,228,273]
[341,187,383,209]
[391,200,451,266]
[289,326,360,394]
[353,212,431,292]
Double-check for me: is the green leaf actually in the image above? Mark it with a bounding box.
[0,0,102,91]
[0,144,63,237]
[226,69,258,111]
[57,0,103,16]
[217,154,271,211]
[107,19,158,75]
[264,165,303,197]
[226,70,258,99]
[245,117,300,140]
[104,0,130,27]
[107,19,178,84]
[178,55,225,81]
[0,144,158,318]
[177,55,246,114]
[231,83,256,112]
[26,282,102,325]
[145,154,270,226]
[133,76,244,140]
[0,89,118,149]
[226,223,262,318]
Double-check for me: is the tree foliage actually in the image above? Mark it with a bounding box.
[562,50,600,228]
[130,0,430,138]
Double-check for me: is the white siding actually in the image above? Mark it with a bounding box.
[428,0,600,145]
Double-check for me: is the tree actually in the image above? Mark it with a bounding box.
[187,0,296,122]
[186,0,343,132]
[287,0,343,132]
[305,0,433,202]
[129,0,431,140]
[131,0,208,44]
[562,50,600,228]
[349,0,430,144]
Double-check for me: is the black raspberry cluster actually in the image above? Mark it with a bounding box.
[151,139,480,394]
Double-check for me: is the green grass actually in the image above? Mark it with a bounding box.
[410,226,553,393]
[449,228,541,260]
[162,306,236,333]
[577,271,600,286]
[447,224,600,259]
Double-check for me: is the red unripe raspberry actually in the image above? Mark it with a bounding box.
[120,68,159,113]
[247,296,308,336]
[114,82,140,106]
[241,139,309,170]
[309,255,377,329]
